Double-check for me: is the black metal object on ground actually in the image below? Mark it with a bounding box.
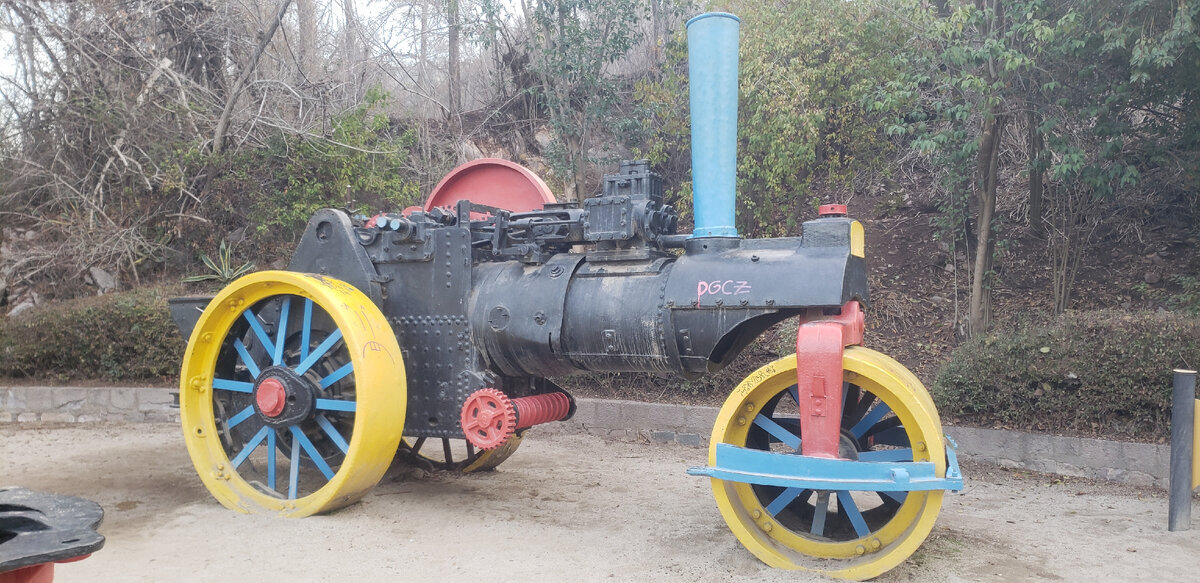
[0,487,105,573]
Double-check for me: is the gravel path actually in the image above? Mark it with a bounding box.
[3,423,1197,582]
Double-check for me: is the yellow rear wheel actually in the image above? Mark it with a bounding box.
[179,272,406,516]
[709,347,945,580]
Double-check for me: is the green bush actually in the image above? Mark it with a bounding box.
[933,311,1200,440]
[0,287,185,381]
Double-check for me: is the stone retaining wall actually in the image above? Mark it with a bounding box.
[1,386,1170,488]
[1,386,179,424]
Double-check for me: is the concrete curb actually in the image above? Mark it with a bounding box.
[1,386,1170,488]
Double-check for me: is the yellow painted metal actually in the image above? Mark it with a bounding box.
[707,347,945,581]
[850,221,865,258]
[1193,399,1199,491]
[179,271,406,517]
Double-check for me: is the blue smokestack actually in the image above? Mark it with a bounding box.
[686,12,740,238]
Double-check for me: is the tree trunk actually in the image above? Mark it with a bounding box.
[968,112,1007,336]
[213,0,294,155]
[448,0,461,124]
[1027,108,1044,236]
[295,0,316,78]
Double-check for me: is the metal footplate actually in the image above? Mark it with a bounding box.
[688,438,963,492]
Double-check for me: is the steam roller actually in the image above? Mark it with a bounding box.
[168,11,960,580]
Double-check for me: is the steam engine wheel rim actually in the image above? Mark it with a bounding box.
[178,271,406,516]
[708,346,946,580]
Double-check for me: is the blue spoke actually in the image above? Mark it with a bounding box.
[850,401,893,439]
[288,434,300,500]
[788,385,799,405]
[213,378,254,393]
[243,309,276,356]
[301,299,314,362]
[226,405,256,429]
[881,491,908,505]
[267,430,277,491]
[315,414,350,454]
[273,297,291,366]
[295,329,343,376]
[315,398,357,412]
[765,487,806,517]
[752,414,801,451]
[233,339,261,379]
[836,491,871,538]
[857,448,913,462]
[319,362,354,390]
[292,426,336,481]
[230,426,270,469]
[871,426,910,447]
[811,491,830,536]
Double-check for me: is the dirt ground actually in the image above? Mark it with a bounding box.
[3,423,1198,582]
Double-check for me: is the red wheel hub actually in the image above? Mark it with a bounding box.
[256,377,288,418]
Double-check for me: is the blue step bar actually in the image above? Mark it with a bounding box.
[688,438,963,492]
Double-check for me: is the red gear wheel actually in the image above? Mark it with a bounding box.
[460,388,518,450]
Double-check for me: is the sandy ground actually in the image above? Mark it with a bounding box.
[2,423,1198,582]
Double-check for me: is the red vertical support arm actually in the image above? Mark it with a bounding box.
[795,301,865,459]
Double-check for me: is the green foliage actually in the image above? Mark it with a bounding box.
[0,287,184,381]
[1136,274,1200,315]
[182,240,255,285]
[933,311,1200,439]
[248,87,420,242]
[525,0,649,199]
[637,0,911,237]
[734,0,911,237]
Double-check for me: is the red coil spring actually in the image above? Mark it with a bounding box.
[513,392,572,429]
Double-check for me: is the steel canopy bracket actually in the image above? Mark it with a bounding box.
[688,441,964,493]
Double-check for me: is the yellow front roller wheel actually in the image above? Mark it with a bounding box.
[179,271,406,517]
[709,347,946,580]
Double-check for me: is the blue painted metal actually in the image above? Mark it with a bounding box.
[752,414,801,450]
[292,426,335,480]
[320,362,354,390]
[765,486,805,517]
[811,491,830,535]
[850,401,892,439]
[267,429,277,490]
[272,297,291,366]
[315,398,356,412]
[288,435,301,499]
[871,426,910,447]
[836,491,870,537]
[295,329,343,375]
[300,299,313,362]
[688,441,964,492]
[686,12,740,238]
[856,448,913,462]
[213,378,254,393]
[315,414,350,454]
[230,426,270,469]
[242,309,276,356]
[226,405,256,429]
[233,339,261,379]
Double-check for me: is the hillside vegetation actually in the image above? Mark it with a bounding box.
[1,1,1197,438]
